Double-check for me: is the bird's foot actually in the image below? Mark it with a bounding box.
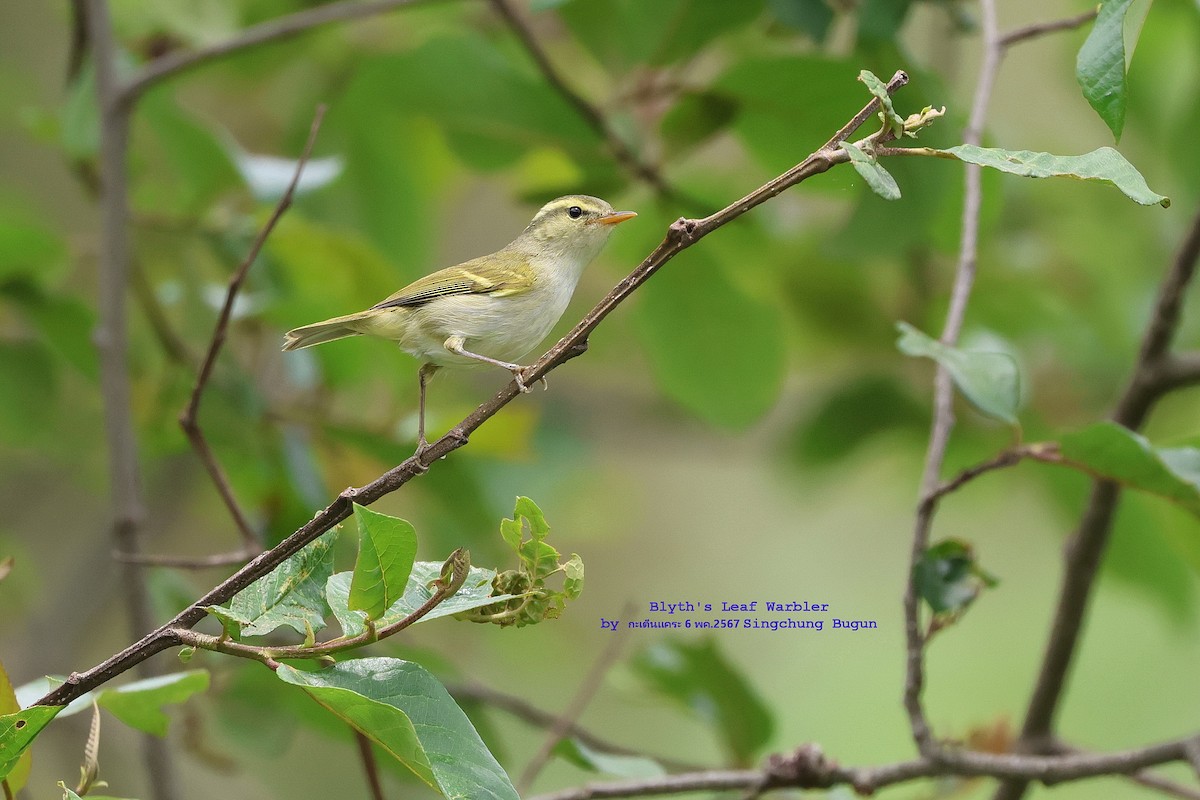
[512,366,548,393]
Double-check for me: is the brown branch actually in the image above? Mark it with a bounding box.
[448,683,704,773]
[524,734,1200,800]
[991,206,1200,800]
[114,549,257,569]
[517,603,634,794]
[1049,740,1200,800]
[35,69,909,710]
[903,0,1000,753]
[354,731,386,800]
[486,0,672,196]
[85,0,181,797]
[172,104,328,561]
[998,9,1099,49]
[119,0,447,105]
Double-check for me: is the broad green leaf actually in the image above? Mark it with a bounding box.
[715,55,865,178]
[896,322,1020,425]
[0,661,31,791]
[767,0,834,42]
[505,497,559,581]
[912,539,999,617]
[659,91,737,158]
[636,250,786,428]
[204,531,336,638]
[554,738,666,779]
[1059,423,1200,518]
[1077,0,1135,141]
[96,671,210,737]
[856,0,914,46]
[791,375,928,466]
[327,563,518,638]
[513,496,549,540]
[138,93,241,214]
[0,706,61,782]
[2,283,98,380]
[938,145,1169,207]
[560,0,765,70]
[348,504,418,621]
[0,341,58,445]
[277,658,519,800]
[0,208,64,284]
[840,141,901,200]
[632,639,773,766]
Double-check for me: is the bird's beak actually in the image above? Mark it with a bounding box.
[596,210,637,225]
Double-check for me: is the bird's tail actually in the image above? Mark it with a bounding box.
[282,313,367,351]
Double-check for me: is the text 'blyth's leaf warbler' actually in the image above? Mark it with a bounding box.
[283,195,636,450]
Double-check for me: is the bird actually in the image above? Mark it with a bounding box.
[282,194,636,451]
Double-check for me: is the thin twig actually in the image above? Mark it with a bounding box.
[354,731,386,800]
[903,0,1000,753]
[86,0,181,797]
[35,70,909,710]
[119,0,447,105]
[1050,740,1200,800]
[998,9,1099,49]
[114,549,256,569]
[174,104,328,560]
[130,260,196,367]
[517,602,634,794]
[994,206,1200,800]
[486,0,672,197]
[448,683,704,773]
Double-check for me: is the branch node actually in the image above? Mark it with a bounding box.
[763,743,837,789]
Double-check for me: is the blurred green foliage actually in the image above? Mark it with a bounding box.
[1,0,1198,796]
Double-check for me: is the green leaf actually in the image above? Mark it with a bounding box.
[205,531,336,638]
[348,504,418,621]
[563,554,584,600]
[138,92,241,214]
[0,661,32,791]
[857,69,904,132]
[1059,422,1200,518]
[632,639,773,766]
[327,562,519,638]
[659,90,737,158]
[896,322,1020,424]
[96,671,210,737]
[792,375,928,465]
[0,341,58,445]
[636,250,786,428]
[513,496,549,540]
[554,738,666,779]
[0,706,62,782]
[0,208,65,284]
[1077,0,1135,141]
[2,283,98,380]
[767,0,835,42]
[912,539,999,616]
[938,144,1169,207]
[277,658,519,800]
[840,141,901,200]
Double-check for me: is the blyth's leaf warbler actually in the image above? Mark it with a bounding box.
[283,195,636,449]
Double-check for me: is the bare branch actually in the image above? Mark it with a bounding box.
[114,549,256,569]
[995,206,1200,800]
[86,0,181,795]
[448,683,705,773]
[354,731,386,800]
[903,0,1000,752]
[998,9,1099,49]
[34,70,910,710]
[174,104,328,558]
[119,0,446,104]
[518,603,634,793]
[486,0,672,196]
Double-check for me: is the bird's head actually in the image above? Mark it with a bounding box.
[517,195,637,262]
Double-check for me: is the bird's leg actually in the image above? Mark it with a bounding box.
[443,336,536,393]
[416,362,440,456]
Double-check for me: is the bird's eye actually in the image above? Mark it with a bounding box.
[567,206,583,219]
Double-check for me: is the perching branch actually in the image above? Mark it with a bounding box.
[34,69,911,710]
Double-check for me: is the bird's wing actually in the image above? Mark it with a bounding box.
[370,254,532,310]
